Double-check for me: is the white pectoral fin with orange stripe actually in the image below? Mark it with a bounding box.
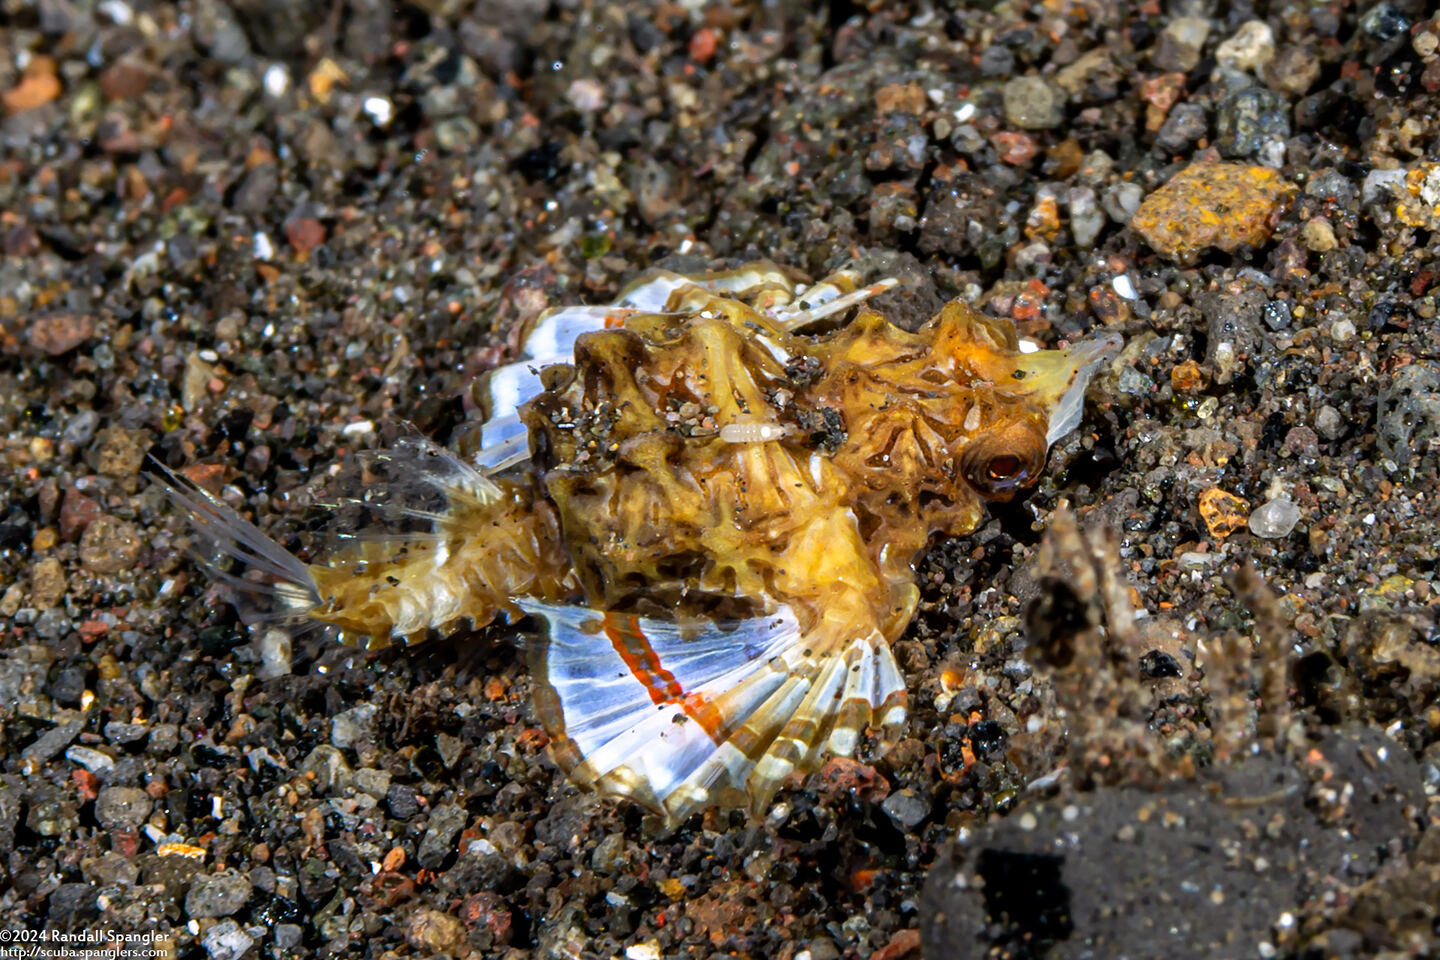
[522,599,908,829]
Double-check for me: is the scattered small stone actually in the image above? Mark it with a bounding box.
[1315,405,1345,440]
[405,909,468,954]
[298,745,352,794]
[26,312,95,356]
[387,783,421,819]
[417,804,468,869]
[94,786,152,830]
[1003,76,1064,130]
[1216,21,1275,73]
[1216,87,1291,159]
[1198,488,1250,539]
[1249,499,1302,539]
[201,919,254,960]
[1156,103,1208,152]
[1131,162,1293,262]
[78,515,143,574]
[1376,362,1440,466]
[1101,182,1145,224]
[1152,17,1211,72]
[1264,46,1321,95]
[254,629,292,679]
[65,746,116,775]
[2,55,62,114]
[94,426,150,478]
[1360,2,1409,40]
[186,869,254,918]
[330,704,377,750]
[1066,187,1104,247]
[284,217,326,255]
[881,789,932,828]
[22,719,85,765]
[28,557,66,609]
[1139,650,1183,679]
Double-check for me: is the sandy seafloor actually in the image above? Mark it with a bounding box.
[0,1,1437,958]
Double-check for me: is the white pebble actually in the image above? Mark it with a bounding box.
[65,745,116,774]
[1112,273,1137,300]
[363,95,393,126]
[1248,498,1301,538]
[263,63,289,98]
[252,232,273,261]
[255,628,292,679]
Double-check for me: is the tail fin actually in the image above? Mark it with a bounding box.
[523,600,908,829]
[147,459,321,626]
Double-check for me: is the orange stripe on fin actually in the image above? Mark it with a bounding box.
[603,613,683,705]
[603,613,726,743]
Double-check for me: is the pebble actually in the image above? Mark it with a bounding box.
[1152,17,1211,72]
[1315,405,1345,440]
[186,869,254,918]
[28,557,66,609]
[1300,217,1338,252]
[1376,362,1440,466]
[26,312,95,356]
[1216,87,1290,159]
[1216,21,1275,73]
[64,745,116,774]
[1101,182,1145,224]
[22,719,85,764]
[1264,46,1321,95]
[1198,488,1250,539]
[78,515,143,574]
[1117,367,1155,396]
[387,783,421,819]
[881,789,932,828]
[1131,162,1293,261]
[1249,499,1301,539]
[201,919,254,960]
[417,804,468,869]
[405,910,468,955]
[1156,103,1207,152]
[254,628,292,679]
[330,704,377,749]
[1002,76,1063,130]
[1066,187,1105,247]
[298,744,352,794]
[1360,2,1409,40]
[94,786,152,830]
[1361,168,1406,206]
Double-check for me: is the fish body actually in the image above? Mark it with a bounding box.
[159,261,1119,828]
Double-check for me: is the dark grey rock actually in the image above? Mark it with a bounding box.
[1203,286,1266,384]
[22,719,84,764]
[1156,102,1207,152]
[417,803,469,870]
[1376,361,1440,466]
[881,788,932,828]
[94,786,152,830]
[186,869,254,919]
[47,882,98,926]
[386,783,420,819]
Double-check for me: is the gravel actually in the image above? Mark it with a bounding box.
[1,2,1438,957]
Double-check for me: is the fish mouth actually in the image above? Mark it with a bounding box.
[1043,330,1123,446]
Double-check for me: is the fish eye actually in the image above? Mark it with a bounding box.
[986,454,1023,480]
[961,428,1045,500]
